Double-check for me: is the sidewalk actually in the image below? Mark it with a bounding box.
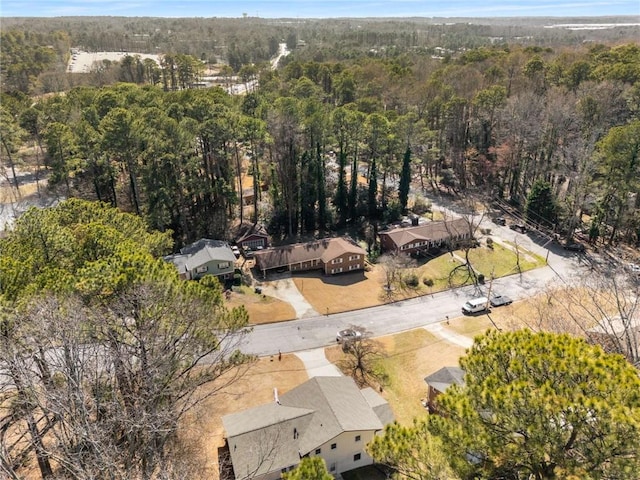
[295,348,343,377]
[424,322,473,348]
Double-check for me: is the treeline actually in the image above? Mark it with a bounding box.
[1,41,639,248]
[3,16,639,95]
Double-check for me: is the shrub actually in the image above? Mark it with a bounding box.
[422,277,434,287]
[405,273,420,288]
[486,237,494,249]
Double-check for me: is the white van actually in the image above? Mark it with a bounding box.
[462,296,490,314]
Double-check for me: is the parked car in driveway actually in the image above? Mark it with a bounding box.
[490,293,513,307]
[493,216,506,226]
[509,223,527,233]
[336,328,362,343]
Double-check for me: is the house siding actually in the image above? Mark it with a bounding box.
[191,260,234,280]
[238,234,268,249]
[323,252,363,275]
[310,430,378,475]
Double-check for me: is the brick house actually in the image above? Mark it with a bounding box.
[253,237,366,276]
[379,218,471,255]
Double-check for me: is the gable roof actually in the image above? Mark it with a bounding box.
[222,376,391,480]
[254,237,365,270]
[424,366,465,393]
[164,239,235,274]
[379,218,470,248]
[236,222,269,243]
[279,376,384,454]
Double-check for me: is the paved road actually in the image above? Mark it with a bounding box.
[236,198,595,357]
[239,253,583,356]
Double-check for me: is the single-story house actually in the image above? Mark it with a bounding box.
[253,237,366,276]
[222,376,394,480]
[586,315,640,365]
[379,218,471,255]
[423,366,465,413]
[235,223,269,250]
[164,238,236,281]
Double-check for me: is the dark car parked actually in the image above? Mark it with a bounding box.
[493,216,506,226]
[490,293,513,307]
[509,223,527,233]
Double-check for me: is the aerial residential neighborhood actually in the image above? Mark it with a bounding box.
[1,5,639,480]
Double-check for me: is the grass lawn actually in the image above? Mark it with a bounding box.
[291,268,388,314]
[326,328,467,425]
[179,353,308,478]
[289,241,545,316]
[225,285,296,324]
[464,242,546,279]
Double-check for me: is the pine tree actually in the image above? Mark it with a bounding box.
[399,146,412,214]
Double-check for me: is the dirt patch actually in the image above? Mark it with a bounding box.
[179,353,308,478]
[225,287,296,324]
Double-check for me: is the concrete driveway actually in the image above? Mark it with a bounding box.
[257,275,320,318]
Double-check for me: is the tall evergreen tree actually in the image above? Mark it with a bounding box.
[399,146,412,214]
[368,157,378,221]
[525,179,556,227]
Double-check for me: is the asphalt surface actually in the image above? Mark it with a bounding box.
[239,219,587,357]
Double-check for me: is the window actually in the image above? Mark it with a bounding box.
[331,443,337,450]
[349,264,360,271]
[331,267,343,274]
[195,265,208,273]
[315,448,321,455]
[330,463,336,472]
[349,254,360,261]
[353,453,361,461]
[332,257,343,264]
[218,262,231,269]
[355,435,361,442]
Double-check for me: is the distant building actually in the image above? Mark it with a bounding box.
[222,376,394,480]
[164,238,235,281]
[379,218,471,255]
[253,237,366,276]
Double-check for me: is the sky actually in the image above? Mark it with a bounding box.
[1,0,639,18]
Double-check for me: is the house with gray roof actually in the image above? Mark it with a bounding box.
[253,237,366,277]
[164,238,236,281]
[222,376,394,480]
[379,218,471,255]
[423,366,465,413]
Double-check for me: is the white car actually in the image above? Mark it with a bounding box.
[336,328,362,343]
[231,246,241,258]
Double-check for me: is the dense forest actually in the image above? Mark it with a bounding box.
[1,17,639,251]
[1,16,640,479]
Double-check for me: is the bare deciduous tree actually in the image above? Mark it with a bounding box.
[0,279,253,479]
[339,326,388,389]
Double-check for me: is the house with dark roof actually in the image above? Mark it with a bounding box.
[164,239,236,281]
[222,376,394,480]
[235,222,270,250]
[423,366,465,413]
[253,237,366,276]
[379,218,471,255]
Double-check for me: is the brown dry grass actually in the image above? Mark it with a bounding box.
[226,287,296,324]
[325,329,467,425]
[179,353,308,478]
[292,268,387,314]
